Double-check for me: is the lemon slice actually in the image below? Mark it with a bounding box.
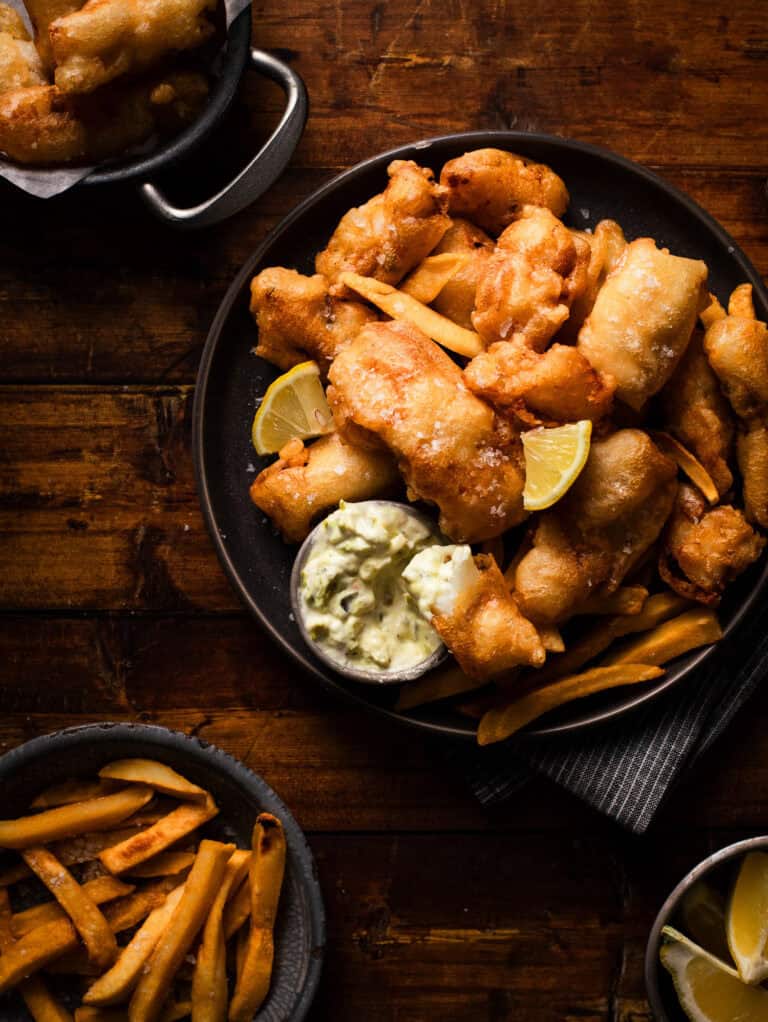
[681,882,732,964]
[660,929,768,1022]
[726,851,768,984]
[252,361,334,455]
[522,420,592,511]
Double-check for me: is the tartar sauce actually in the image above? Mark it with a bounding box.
[298,501,444,675]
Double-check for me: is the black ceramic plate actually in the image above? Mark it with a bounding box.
[0,723,324,1021]
[194,129,768,740]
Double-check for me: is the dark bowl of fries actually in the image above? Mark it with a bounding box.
[0,722,325,1021]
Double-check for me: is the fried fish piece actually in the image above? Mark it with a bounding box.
[50,0,216,95]
[430,218,494,329]
[315,160,450,295]
[249,268,377,375]
[472,206,591,349]
[439,148,569,236]
[22,0,84,70]
[327,320,527,542]
[513,430,678,624]
[661,330,734,496]
[557,219,627,342]
[577,238,708,410]
[249,433,399,544]
[0,4,45,93]
[659,484,764,604]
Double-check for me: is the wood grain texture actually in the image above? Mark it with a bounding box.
[1,0,768,1017]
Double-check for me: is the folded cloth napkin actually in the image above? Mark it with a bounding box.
[460,591,768,834]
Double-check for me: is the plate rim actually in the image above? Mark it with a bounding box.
[193,128,768,742]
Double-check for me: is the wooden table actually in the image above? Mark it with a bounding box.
[1,1,767,1017]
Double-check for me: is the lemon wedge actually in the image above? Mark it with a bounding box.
[522,420,592,511]
[251,361,334,455]
[681,882,731,964]
[726,851,768,984]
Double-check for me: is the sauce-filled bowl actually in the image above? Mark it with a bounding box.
[290,500,449,685]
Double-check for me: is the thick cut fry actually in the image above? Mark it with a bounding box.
[478,664,665,744]
[396,664,494,712]
[399,252,469,304]
[222,878,251,941]
[77,1009,186,1022]
[652,431,720,504]
[229,815,286,1022]
[13,975,73,1022]
[192,850,251,1022]
[31,779,118,809]
[601,609,722,666]
[0,918,78,991]
[12,876,134,937]
[99,794,218,875]
[125,850,195,878]
[0,786,154,848]
[0,824,153,885]
[99,760,206,802]
[573,586,649,617]
[83,883,186,1006]
[102,876,183,934]
[22,846,117,970]
[340,271,483,358]
[129,839,235,1022]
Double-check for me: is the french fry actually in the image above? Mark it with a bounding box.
[0,786,154,849]
[99,794,218,875]
[229,815,286,1022]
[573,586,649,617]
[340,271,484,357]
[77,1005,192,1022]
[31,779,119,809]
[478,664,665,745]
[234,925,249,993]
[652,431,719,504]
[0,918,80,992]
[125,850,196,878]
[0,824,154,886]
[396,662,490,711]
[0,886,14,946]
[12,876,134,937]
[601,608,723,667]
[129,839,235,1022]
[191,850,251,1022]
[13,975,74,1022]
[400,252,469,304]
[102,876,184,935]
[83,883,186,1006]
[222,877,251,941]
[99,760,206,802]
[22,846,117,970]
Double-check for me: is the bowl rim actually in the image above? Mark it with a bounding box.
[0,721,326,1022]
[644,834,768,1020]
[193,128,768,742]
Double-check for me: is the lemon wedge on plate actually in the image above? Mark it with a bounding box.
[252,361,334,455]
[726,851,768,984]
[522,420,592,511]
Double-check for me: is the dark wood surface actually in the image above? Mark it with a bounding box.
[2,1,768,1018]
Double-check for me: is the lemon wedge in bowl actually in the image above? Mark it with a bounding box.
[726,851,768,984]
[522,420,592,511]
[252,361,334,455]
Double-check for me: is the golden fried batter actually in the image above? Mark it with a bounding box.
[558,219,627,342]
[0,4,45,93]
[660,484,764,604]
[439,147,569,236]
[513,430,678,624]
[315,160,450,295]
[327,321,527,543]
[472,206,591,349]
[250,268,377,375]
[430,218,494,329]
[50,0,216,95]
[577,238,708,410]
[23,0,84,70]
[249,434,399,544]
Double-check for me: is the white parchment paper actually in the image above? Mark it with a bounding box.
[0,0,249,197]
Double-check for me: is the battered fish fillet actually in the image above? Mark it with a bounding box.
[661,330,734,496]
[577,237,708,410]
[558,219,627,342]
[660,484,764,605]
[513,430,678,624]
[430,218,494,330]
[439,147,569,236]
[464,335,614,425]
[250,267,377,375]
[50,0,216,95]
[0,4,45,93]
[23,0,84,70]
[327,320,527,543]
[249,434,399,544]
[315,160,450,295]
[472,205,591,349]
[703,284,768,526]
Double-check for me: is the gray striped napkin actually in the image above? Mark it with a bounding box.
[461,595,768,834]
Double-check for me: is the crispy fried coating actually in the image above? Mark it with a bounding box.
[464,336,614,425]
[315,160,450,295]
[558,219,627,342]
[661,330,734,496]
[50,0,216,95]
[472,206,591,349]
[0,4,26,36]
[660,484,764,604]
[327,320,527,542]
[439,147,569,236]
[249,434,399,544]
[23,0,84,70]
[430,218,494,329]
[0,4,45,93]
[513,430,678,624]
[577,238,708,411]
[249,268,377,375]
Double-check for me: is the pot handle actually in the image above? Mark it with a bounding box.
[139,48,307,228]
